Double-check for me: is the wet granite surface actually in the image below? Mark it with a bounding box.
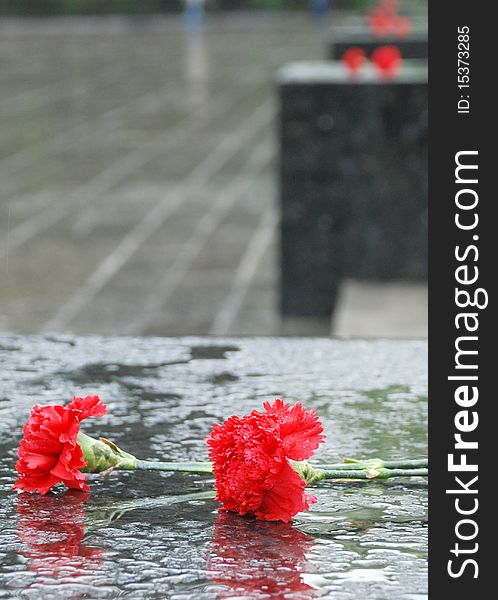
[0,335,427,598]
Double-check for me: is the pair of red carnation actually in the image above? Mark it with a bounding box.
[342,46,402,76]
[14,396,325,522]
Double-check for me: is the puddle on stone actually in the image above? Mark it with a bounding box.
[62,360,191,385]
[190,345,240,360]
[206,372,240,384]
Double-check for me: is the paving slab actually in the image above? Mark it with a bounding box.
[0,15,427,338]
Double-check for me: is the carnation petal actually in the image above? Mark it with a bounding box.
[51,460,77,480]
[68,395,107,421]
[64,479,90,492]
[22,452,57,471]
[263,398,325,461]
[305,493,317,506]
[13,473,60,495]
[257,460,308,522]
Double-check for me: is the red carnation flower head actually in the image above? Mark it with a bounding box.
[367,12,393,37]
[371,45,402,78]
[391,15,412,39]
[206,399,325,523]
[366,0,402,37]
[342,47,367,74]
[13,396,107,495]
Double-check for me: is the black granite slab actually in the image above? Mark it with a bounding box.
[278,61,428,318]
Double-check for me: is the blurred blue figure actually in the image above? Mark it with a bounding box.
[184,0,206,32]
[310,0,331,20]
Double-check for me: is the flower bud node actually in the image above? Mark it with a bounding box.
[78,433,137,473]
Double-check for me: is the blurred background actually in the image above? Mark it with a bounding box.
[0,0,428,338]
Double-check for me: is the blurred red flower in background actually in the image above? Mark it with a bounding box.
[342,47,367,74]
[371,45,402,77]
[16,491,103,578]
[208,511,315,598]
[391,15,412,39]
[368,12,393,37]
[206,398,325,522]
[13,396,107,494]
[366,0,411,39]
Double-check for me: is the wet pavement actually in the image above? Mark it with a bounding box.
[0,335,427,598]
[0,15,427,338]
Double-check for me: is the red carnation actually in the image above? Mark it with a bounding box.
[342,47,367,74]
[367,12,393,37]
[206,399,325,523]
[371,45,402,77]
[13,396,107,495]
[391,15,412,39]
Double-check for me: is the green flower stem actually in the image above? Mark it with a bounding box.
[77,434,428,483]
[319,467,428,480]
[290,460,427,483]
[315,458,428,470]
[133,461,428,480]
[135,460,213,474]
[133,458,428,476]
[131,459,428,474]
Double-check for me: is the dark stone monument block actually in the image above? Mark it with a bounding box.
[278,61,428,318]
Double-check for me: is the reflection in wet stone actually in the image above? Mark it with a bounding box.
[208,512,316,598]
[190,345,240,360]
[16,491,103,578]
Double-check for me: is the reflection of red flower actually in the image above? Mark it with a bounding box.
[342,47,367,73]
[206,399,325,522]
[13,396,107,494]
[16,491,103,577]
[371,45,402,77]
[208,512,316,598]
